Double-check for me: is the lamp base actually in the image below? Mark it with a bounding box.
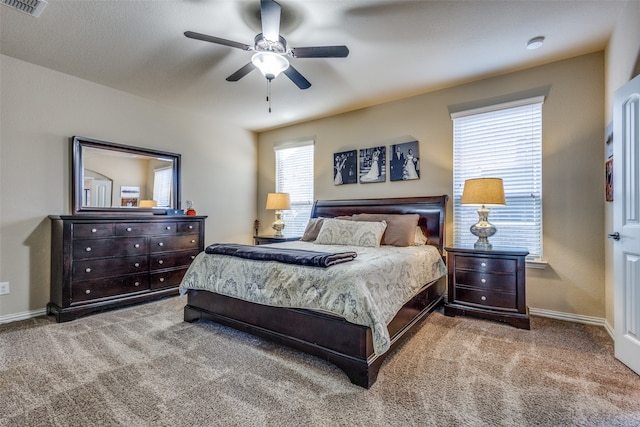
[470,205,497,250]
[272,210,285,238]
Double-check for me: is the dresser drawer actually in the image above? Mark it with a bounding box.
[454,270,516,293]
[150,249,199,270]
[71,274,149,303]
[177,221,200,234]
[73,237,146,259]
[73,223,115,238]
[73,256,148,280]
[150,267,188,290]
[455,255,516,274]
[115,222,177,236]
[455,287,517,310]
[149,234,200,253]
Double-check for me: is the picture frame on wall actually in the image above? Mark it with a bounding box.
[606,158,613,202]
[359,146,386,183]
[389,140,420,181]
[333,150,357,185]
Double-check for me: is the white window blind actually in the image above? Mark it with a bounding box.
[153,167,172,207]
[452,98,543,259]
[275,141,314,236]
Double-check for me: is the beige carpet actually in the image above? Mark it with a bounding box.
[1,296,639,427]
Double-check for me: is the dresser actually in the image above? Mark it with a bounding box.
[48,215,206,322]
[444,246,530,329]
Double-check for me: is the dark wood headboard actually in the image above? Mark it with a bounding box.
[310,195,448,253]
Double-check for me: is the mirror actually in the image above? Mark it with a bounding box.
[72,136,181,215]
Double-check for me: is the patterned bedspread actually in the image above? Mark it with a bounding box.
[179,241,446,355]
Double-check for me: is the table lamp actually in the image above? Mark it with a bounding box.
[461,178,505,250]
[266,192,290,238]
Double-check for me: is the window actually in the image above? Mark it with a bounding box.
[153,167,172,207]
[274,141,314,236]
[452,97,543,259]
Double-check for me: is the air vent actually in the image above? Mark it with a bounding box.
[1,0,47,17]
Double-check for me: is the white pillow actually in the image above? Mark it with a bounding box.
[314,219,387,247]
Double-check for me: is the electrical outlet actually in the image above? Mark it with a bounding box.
[0,282,9,295]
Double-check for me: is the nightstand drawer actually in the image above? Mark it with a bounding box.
[455,287,517,310]
[454,271,516,293]
[455,255,517,274]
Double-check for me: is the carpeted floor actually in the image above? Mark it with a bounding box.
[1,296,639,427]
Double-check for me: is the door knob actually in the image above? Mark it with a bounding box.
[608,232,620,241]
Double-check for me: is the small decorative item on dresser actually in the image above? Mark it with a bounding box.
[185,200,196,216]
[444,246,530,329]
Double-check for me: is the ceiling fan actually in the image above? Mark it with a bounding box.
[184,0,349,91]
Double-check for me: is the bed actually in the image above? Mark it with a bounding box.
[180,195,448,388]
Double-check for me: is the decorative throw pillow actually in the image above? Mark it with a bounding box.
[301,218,325,242]
[414,226,428,245]
[351,213,420,246]
[314,218,387,247]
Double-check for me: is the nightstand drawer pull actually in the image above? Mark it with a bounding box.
[481,278,487,284]
[134,282,140,287]
[481,262,487,267]
[134,262,140,268]
[191,239,196,243]
[85,267,91,273]
[158,259,164,265]
[85,289,91,295]
[481,295,487,301]
[159,277,165,282]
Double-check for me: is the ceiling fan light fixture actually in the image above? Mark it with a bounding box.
[251,52,289,80]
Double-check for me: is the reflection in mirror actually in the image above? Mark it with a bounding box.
[72,136,181,215]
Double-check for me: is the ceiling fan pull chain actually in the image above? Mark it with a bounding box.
[267,79,272,113]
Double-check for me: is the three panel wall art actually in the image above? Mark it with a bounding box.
[334,140,419,185]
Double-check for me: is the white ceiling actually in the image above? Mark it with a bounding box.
[0,0,627,132]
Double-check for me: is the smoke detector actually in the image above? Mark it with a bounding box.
[1,0,48,17]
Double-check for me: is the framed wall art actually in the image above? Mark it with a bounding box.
[389,140,420,181]
[333,150,357,185]
[359,146,386,183]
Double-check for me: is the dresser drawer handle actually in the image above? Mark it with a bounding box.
[126,227,132,232]
[191,239,196,243]
[481,278,487,284]
[134,282,140,287]
[85,267,91,273]
[134,262,140,268]
[85,247,92,252]
[481,262,487,267]
[166,226,171,230]
[85,289,91,295]
[159,277,165,282]
[158,242,164,247]
[91,228,97,233]
[158,260,164,265]
[134,243,140,248]
[188,225,193,230]
[481,295,487,301]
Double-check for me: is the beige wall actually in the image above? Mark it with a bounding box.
[258,52,605,318]
[604,1,640,328]
[0,55,257,319]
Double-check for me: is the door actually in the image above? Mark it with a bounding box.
[613,73,640,376]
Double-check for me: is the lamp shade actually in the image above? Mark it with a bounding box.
[266,192,291,210]
[139,200,157,208]
[461,178,505,206]
[251,52,289,80]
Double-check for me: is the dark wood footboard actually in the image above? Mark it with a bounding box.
[184,275,445,388]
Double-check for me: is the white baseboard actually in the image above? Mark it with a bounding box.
[529,307,614,340]
[0,308,47,324]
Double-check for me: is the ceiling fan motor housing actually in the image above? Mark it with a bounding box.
[255,33,287,54]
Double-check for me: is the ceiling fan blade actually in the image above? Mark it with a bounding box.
[290,46,350,58]
[184,31,252,51]
[283,65,311,90]
[260,0,281,42]
[226,63,257,81]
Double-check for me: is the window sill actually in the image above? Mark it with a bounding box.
[526,259,548,269]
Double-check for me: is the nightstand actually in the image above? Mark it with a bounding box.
[253,235,301,245]
[444,246,530,329]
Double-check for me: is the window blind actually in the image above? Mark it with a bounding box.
[452,99,543,259]
[275,141,314,236]
[153,167,172,207]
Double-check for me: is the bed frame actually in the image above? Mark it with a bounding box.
[184,195,448,388]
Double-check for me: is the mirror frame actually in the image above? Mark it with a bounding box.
[72,136,181,215]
